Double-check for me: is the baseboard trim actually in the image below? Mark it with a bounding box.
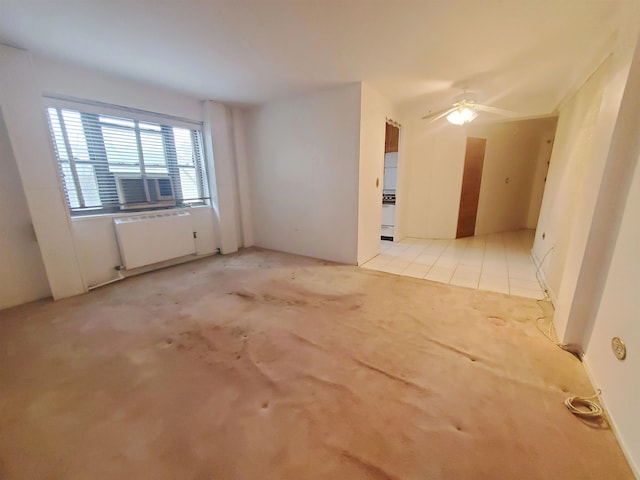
[87,251,218,291]
[581,356,640,479]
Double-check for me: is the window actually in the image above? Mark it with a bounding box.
[46,103,209,215]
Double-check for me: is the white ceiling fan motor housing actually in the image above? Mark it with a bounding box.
[453,91,478,108]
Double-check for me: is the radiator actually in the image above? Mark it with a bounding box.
[114,211,196,269]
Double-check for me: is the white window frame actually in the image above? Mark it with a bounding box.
[44,95,210,216]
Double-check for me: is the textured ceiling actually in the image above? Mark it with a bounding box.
[0,0,636,117]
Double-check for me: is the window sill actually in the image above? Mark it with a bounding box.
[70,204,213,222]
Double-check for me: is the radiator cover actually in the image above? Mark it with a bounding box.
[114,211,196,269]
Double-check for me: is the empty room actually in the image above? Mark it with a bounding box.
[1,1,639,478]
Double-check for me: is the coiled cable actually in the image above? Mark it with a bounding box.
[564,390,603,418]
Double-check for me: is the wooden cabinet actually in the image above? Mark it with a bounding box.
[385,123,399,153]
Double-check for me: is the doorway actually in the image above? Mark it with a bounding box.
[381,122,400,240]
[456,137,486,238]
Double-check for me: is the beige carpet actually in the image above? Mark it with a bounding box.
[0,248,633,479]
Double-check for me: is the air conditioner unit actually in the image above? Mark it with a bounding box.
[115,174,176,210]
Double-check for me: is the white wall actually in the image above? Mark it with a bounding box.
[396,118,467,240]
[530,18,640,474]
[526,134,555,229]
[397,114,556,242]
[202,101,239,255]
[245,84,361,264]
[560,37,640,351]
[232,107,255,248]
[33,55,203,121]
[569,33,640,476]
[468,117,557,235]
[34,55,227,288]
[71,207,217,287]
[533,20,639,335]
[0,46,86,301]
[0,49,250,304]
[0,108,51,308]
[585,154,640,476]
[532,59,611,307]
[357,83,396,265]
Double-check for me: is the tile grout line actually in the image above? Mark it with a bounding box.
[472,235,484,289]
[423,238,453,280]
[443,238,457,283]
[449,236,470,287]
[479,233,488,288]
[369,233,542,299]
[502,232,512,295]
[448,238,463,284]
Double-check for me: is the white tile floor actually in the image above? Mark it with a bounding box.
[361,229,545,299]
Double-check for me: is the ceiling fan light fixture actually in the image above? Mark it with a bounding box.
[446,107,478,125]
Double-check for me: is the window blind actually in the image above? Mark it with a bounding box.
[45,104,209,215]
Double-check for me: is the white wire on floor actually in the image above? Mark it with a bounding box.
[564,390,604,418]
[534,300,604,420]
[534,246,554,301]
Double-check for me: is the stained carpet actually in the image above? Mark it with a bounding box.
[0,248,633,479]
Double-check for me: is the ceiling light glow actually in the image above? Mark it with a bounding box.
[446,107,478,125]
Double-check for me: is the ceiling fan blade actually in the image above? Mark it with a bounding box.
[474,104,519,117]
[421,107,456,121]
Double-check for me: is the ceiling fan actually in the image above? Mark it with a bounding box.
[421,92,519,125]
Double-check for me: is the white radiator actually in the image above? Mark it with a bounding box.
[114,211,196,269]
